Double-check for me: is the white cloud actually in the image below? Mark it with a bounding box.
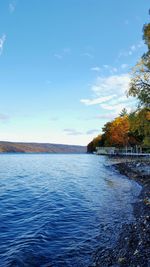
[80,95,116,106]
[101,103,131,113]
[102,64,118,74]
[91,64,118,75]
[91,66,101,72]
[119,41,144,58]
[80,73,135,113]
[0,34,6,55]
[92,74,130,96]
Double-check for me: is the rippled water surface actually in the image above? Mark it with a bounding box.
[0,154,141,266]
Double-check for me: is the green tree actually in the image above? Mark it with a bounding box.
[87,134,102,152]
[128,108,150,147]
[119,108,128,117]
[128,18,150,107]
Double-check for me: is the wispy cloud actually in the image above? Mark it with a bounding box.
[91,65,118,74]
[9,1,16,13]
[81,73,135,114]
[54,48,71,59]
[0,34,6,55]
[103,65,118,73]
[80,95,116,106]
[64,128,100,136]
[91,66,101,72]
[91,74,130,96]
[118,41,144,58]
[92,63,129,73]
[64,128,83,136]
[81,52,94,59]
[54,54,63,59]
[86,129,99,135]
[101,103,132,113]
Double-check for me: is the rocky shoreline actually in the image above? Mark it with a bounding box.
[92,159,150,267]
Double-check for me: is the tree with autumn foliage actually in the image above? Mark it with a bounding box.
[87,116,130,152]
[87,13,150,153]
[87,108,150,152]
[108,116,130,147]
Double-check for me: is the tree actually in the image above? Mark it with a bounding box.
[143,19,150,48]
[135,108,150,146]
[87,134,102,152]
[128,111,144,145]
[102,117,130,147]
[108,116,130,147]
[119,108,128,117]
[128,19,150,107]
[102,122,112,146]
[128,108,150,147]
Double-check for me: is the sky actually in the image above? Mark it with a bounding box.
[0,0,149,145]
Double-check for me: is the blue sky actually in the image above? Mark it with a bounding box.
[0,0,149,145]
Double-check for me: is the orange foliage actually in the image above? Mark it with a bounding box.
[109,116,130,147]
[146,111,150,121]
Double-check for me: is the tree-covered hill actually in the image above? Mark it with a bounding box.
[0,141,86,153]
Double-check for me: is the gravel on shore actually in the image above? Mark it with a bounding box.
[92,158,150,267]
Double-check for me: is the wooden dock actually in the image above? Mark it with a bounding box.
[96,146,150,157]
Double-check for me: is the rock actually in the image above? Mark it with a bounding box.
[92,160,150,267]
[118,257,126,263]
[134,249,138,255]
[146,198,150,205]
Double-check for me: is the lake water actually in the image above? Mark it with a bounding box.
[0,154,141,267]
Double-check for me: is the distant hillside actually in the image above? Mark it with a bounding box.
[0,141,86,153]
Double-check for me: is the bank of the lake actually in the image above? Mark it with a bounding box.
[93,158,150,267]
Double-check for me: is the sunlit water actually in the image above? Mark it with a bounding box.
[0,154,141,267]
